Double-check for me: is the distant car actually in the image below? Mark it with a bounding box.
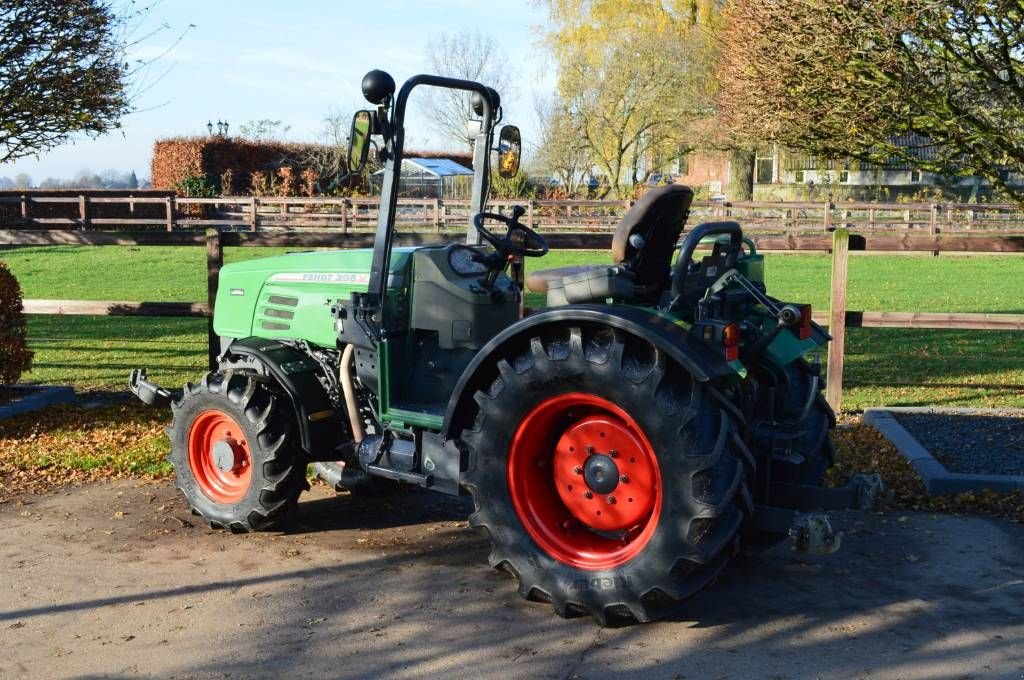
[646,172,677,186]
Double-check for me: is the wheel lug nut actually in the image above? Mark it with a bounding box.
[620,474,630,483]
[573,465,583,474]
[583,490,593,499]
[606,496,616,505]
[608,449,618,458]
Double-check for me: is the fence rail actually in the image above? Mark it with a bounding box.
[3,194,1024,234]
[5,229,1024,253]
[6,226,1023,412]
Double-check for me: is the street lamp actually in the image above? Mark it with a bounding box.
[206,120,213,135]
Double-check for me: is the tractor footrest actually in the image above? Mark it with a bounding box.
[366,464,433,487]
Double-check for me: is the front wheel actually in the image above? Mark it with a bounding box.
[168,371,306,532]
[459,325,750,625]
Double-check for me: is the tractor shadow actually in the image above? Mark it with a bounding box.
[160,510,1024,679]
[4,479,1022,678]
[278,486,474,535]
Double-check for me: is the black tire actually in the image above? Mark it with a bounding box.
[743,359,834,551]
[168,370,306,532]
[459,324,751,625]
[754,358,835,485]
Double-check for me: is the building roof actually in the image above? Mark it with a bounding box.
[373,157,474,177]
[784,134,944,172]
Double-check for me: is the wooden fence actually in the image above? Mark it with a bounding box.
[3,226,1023,412]
[3,194,1024,235]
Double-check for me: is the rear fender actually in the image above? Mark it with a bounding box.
[225,337,343,457]
[440,304,735,439]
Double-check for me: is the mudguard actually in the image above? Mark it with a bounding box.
[225,337,344,458]
[440,304,735,439]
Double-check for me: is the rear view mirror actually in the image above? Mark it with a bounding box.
[497,125,521,178]
[347,110,372,174]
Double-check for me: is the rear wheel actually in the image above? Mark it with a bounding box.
[169,371,306,532]
[460,325,750,625]
[753,359,834,486]
[744,359,834,550]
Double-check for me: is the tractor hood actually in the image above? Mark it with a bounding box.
[213,247,416,347]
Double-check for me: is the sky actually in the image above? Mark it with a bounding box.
[0,0,555,183]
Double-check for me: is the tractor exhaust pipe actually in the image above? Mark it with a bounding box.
[340,344,364,443]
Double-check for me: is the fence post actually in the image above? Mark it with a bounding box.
[342,198,350,233]
[823,201,832,232]
[19,194,28,225]
[826,228,850,414]
[79,194,90,230]
[527,200,535,229]
[433,198,441,232]
[206,228,223,371]
[165,196,175,232]
[249,196,258,232]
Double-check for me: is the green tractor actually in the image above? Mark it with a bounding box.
[131,70,882,625]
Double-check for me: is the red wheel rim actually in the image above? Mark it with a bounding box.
[187,410,252,504]
[507,393,662,570]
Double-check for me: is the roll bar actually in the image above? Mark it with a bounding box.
[365,74,497,336]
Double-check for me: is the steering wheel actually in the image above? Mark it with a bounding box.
[472,208,549,258]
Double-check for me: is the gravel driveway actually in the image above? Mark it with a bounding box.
[894,410,1024,476]
[2,480,1022,679]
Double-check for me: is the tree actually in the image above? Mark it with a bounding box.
[13,173,32,189]
[541,0,721,198]
[0,262,33,385]
[127,170,138,190]
[237,119,291,141]
[0,0,133,162]
[532,94,591,195]
[424,31,516,149]
[298,107,350,193]
[717,0,1024,200]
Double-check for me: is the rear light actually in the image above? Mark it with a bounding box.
[799,305,812,340]
[723,322,740,361]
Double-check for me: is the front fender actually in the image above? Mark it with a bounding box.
[226,337,344,457]
[440,304,735,439]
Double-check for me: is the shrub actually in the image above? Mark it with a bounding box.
[174,174,218,197]
[300,168,318,197]
[219,169,235,196]
[490,169,535,199]
[249,171,270,197]
[276,166,296,197]
[0,261,33,384]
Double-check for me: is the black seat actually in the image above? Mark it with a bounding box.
[526,184,694,305]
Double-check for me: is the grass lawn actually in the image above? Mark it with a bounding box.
[2,244,1022,411]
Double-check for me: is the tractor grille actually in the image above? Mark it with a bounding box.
[257,293,299,333]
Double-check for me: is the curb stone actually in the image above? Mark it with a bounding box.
[863,406,1024,495]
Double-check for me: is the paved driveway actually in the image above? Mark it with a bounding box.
[2,481,1021,679]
